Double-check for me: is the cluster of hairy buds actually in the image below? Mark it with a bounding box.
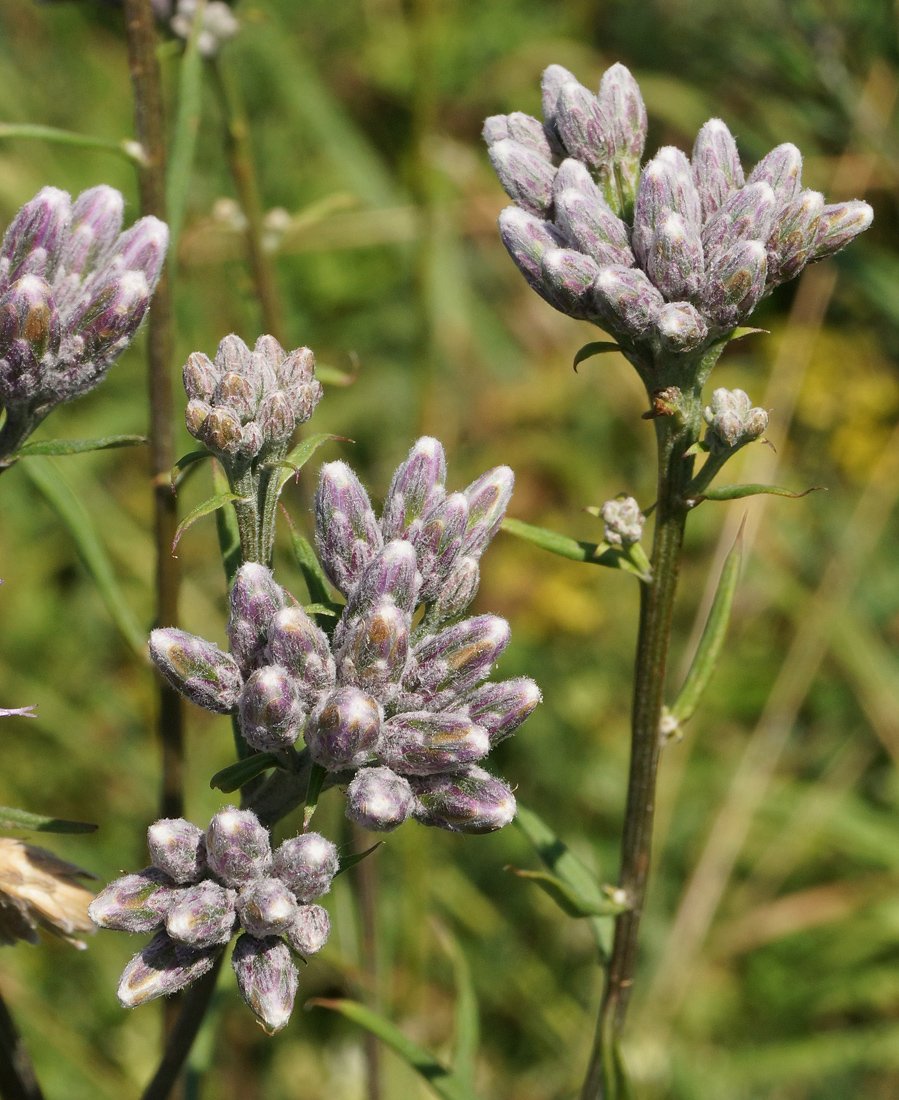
[150,438,538,835]
[703,388,768,452]
[0,185,167,425]
[486,63,873,358]
[170,0,239,56]
[184,333,322,464]
[600,495,645,547]
[89,807,337,1032]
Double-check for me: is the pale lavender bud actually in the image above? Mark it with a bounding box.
[411,766,517,833]
[237,420,264,458]
[147,818,207,884]
[703,388,768,451]
[412,491,468,600]
[552,186,634,267]
[381,435,447,542]
[461,466,514,559]
[482,115,510,145]
[553,156,601,196]
[539,248,603,319]
[236,878,299,938]
[274,344,322,422]
[185,398,211,437]
[700,240,768,330]
[315,461,384,597]
[646,211,704,301]
[0,187,70,288]
[700,182,777,265]
[199,405,243,454]
[746,143,802,204]
[0,276,60,405]
[811,200,874,261]
[232,934,297,1033]
[228,563,286,672]
[633,148,701,264]
[118,930,221,1008]
[336,541,421,637]
[768,189,824,284]
[258,390,296,444]
[238,666,305,751]
[149,628,243,713]
[265,607,335,702]
[214,369,258,422]
[488,139,557,216]
[541,64,579,155]
[304,686,381,771]
[66,271,150,393]
[597,63,647,165]
[409,615,512,702]
[106,216,168,292]
[285,904,330,956]
[432,555,480,620]
[345,767,415,832]
[496,206,567,298]
[656,302,708,353]
[591,265,664,340]
[205,806,272,887]
[380,711,490,775]
[58,185,124,281]
[88,868,178,934]
[183,351,221,401]
[553,80,611,171]
[692,119,745,219]
[463,677,541,745]
[600,496,645,547]
[213,332,251,376]
[335,599,410,703]
[165,880,236,948]
[273,832,339,902]
[249,333,285,385]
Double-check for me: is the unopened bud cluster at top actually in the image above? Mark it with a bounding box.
[89,807,336,1032]
[150,437,539,836]
[703,387,768,452]
[486,63,873,358]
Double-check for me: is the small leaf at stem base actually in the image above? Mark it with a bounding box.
[210,753,279,793]
[172,491,248,553]
[573,341,622,371]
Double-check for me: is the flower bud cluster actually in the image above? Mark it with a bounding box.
[702,388,768,452]
[599,496,645,547]
[89,807,336,1032]
[0,185,167,424]
[149,438,539,835]
[486,64,873,356]
[170,0,239,56]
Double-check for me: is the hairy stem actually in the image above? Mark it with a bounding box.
[0,985,44,1100]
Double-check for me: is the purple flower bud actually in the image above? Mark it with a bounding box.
[205,806,272,887]
[184,398,210,437]
[552,186,634,267]
[432,555,480,621]
[149,628,243,713]
[381,436,448,542]
[273,832,339,902]
[482,115,510,144]
[147,818,207,885]
[265,607,335,702]
[232,934,297,1033]
[285,904,330,956]
[484,112,553,158]
[118,930,221,1008]
[336,598,410,704]
[553,80,611,171]
[633,148,701,264]
[496,206,567,303]
[700,240,768,330]
[67,271,150,389]
[597,63,647,166]
[646,211,704,301]
[488,139,557,216]
[553,157,598,197]
[183,351,221,402]
[656,302,708,353]
[304,686,382,771]
[247,333,283,386]
[199,405,243,454]
[166,880,236,948]
[274,344,322,422]
[700,182,777,266]
[58,185,124,283]
[0,275,60,406]
[703,388,768,451]
[591,265,664,340]
[767,189,824,284]
[746,143,802,204]
[0,187,70,288]
[691,119,745,219]
[810,200,874,261]
[315,461,384,597]
[105,216,168,292]
[88,868,179,934]
[345,767,415,832]
[408,615,512,703]
[238,666,305,752]
[228,563,286,672]
[380,711,490,775]
[336,542,421,642]
[461,467,514,559]
[412,491,468,600]
[238,420,264,458]
[214,332,252,376]
[541,64,579,155]
[259,390,296,444]
[411,766,517,833]
[214,369,258,422]
[236,878,299,938]
[539,247,603,319]
[463,677,541,745]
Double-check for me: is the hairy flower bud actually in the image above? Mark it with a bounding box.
[335,599,410,703]
[205,806,272,887]
[553,183,634,267]
[274,344,321,421]
[656,302,708,352]
[214,369,258,423]
[236,878,299,938]
[539,248,602,319]
[183,351,221,402]
[0,187,70,288]
[315,461,383,596]
[463,677,542,745]
[409,615,512,703]
[345,767,415,832]
[258,390,295,444]
[553,80,611,171]
[432,555,480,621]
[768,189,824,284]
[285,904,330,956]
[336,541,420,637]
[700,240,768,330]
[646,211,704,301]
[272,833,339,903]
[88,868,178,934]
[411,491,468,600]
[600,496,645,547]
[540,64,579,156]
[147,818,207,885]
[265,606,335,702]
[304,686,381,770]
[149,628,243,713]
[166,880,236,948]
[380,711,490,775]
[497,206,567,296]
[200,406,243,454]
[0,275,60,405]
[746,143,802,204]
[228,563,286,672]
[811,200,874,261]
[411,767,517,833]
[238,666,305,751]
[700,182,777,265]
[488,138,557,216]
[633,148,701,263]
[118,931,221,1008]
[232,934,297,1034]
[380,436,447,541]
[461,467,514,560]
[58,185,124,286]
[591,265,664,339]
[597,62,647,213]
[703,388,768,451]
[692,118,745,219]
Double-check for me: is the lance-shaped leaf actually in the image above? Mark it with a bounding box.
[170,448,215,492]
[669,521,743,727]
[210,753,280,793]
[501,518,651,581]
[281,504,338,611]
[432,922,479,1091]
[13,435,147,458]
[507,867,629,919]
[302,762,328,830]
[333,842,383,877]
[0,122,145,163]
[0,806,97,834]
[172,491,249,552]
[690,483,825,504]
[309,999,482,1100]
[269,433,347,495]
[573,341,622,370]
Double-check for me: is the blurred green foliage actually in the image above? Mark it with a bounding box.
[0,0,898,1097]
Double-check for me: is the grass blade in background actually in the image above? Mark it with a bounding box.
[0,806,97,834]
[433,922,480,1090]
[14,435,147,458]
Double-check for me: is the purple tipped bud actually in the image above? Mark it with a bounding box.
[553,80,611,171]
[336,542,421,638]
[600,496,645,547]
[273,832,339,902]
[304,687,381,771]
[259,390,296,444]
[1,187,71,288]
[380,436,447,542]
[409,615,512,703]
[591,265,664,340]
[539,248,602,319]
[107,216,168,292]
[205,806,272,887]
[238,421,264,458]
[336,599,410,703]
[274,344,322,421]
[59,185,124,281]
[215,333,252,376]
[0,276,60,406]
[183,351,221,402]
[488,139,557,216]
[147,818,207,884]
[118,931,221,1008]
[380,711,490,775]
[703,388,768,451]
[184,398,211,437]
[236,878,299,937]
[285,904,331,956]
[345,767,415,832]
[482,115,510,144]
[633,148,701,263]
[746,143,802,204]
[656,302,708,352]
[646,211,705,301]
[412,491,468,600]
[463,677,541,745]
[199,405,243,454]
[214,369,258,422]
[70,270,150,378]
[768,189,824,284]
[461,466,514,559]
[88,868,179,934]
[692,119,745,219]
[228,563,286,672]
[166,880,236,948]
[700,182,777,265]
[232,934,297,1033]
[811,200,874,261]
[315,461,383,597]
[496,206,567,304]
[149,628,243,713]
[700,240,768,330]
[432,555,480,621]
[265,607,335,701]
[553,186,634,267]
[238,666,305,752]
[598,63,647,165]
[411,766,517,833]
[541,64,579,155]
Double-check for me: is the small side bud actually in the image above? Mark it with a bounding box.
[461,466,514,559]
[656,302,708,352]
[165,880,236,948]
[117,931,221,1008]
[380,711,491,775]
[232,934,298,1034]
[600,496,645,548]
[463,677,542,745]
[411,767,517,833]
[147,818,207,885]
[345,767,415,832]
[285,904,331,956]
[703,388,768,451]
[205,807,272,887]
[149,628,243,714]
[272,833,339,903]
[236,878,299,938]
[810,200,874,261]
[88,868,178,934]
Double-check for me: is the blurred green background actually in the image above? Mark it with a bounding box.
[1,0,899,1097]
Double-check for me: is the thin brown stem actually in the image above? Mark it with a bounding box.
[351,822,382,1100]
[0,985,44,1100]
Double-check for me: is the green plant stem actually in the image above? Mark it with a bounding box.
[0,985,44,1100]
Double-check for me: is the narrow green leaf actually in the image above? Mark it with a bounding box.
[670,520,744,726]
[209,753,278,793]
[335,842,383,877]
[314,362,356,386]
[0,123,145,164]
[212,462,241,582]
[302,603,338,618]
[433,924,479,1090]
[308,1000,481,1100]
[692,483,825,503]
[166,3,205,253]
[173,491,247,553]
[729,326,767,341]
[21,458,147,660]
[501,519,651,580]
[302,763,327,830]
[170,449,214,491]
[282,506,334,606]
[0,806,97,834]
[269,433,346,495]
[507,867,628,918]
[14,435,147,458]
[573,341,622,370]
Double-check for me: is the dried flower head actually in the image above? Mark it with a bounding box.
[0,838,96,949]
